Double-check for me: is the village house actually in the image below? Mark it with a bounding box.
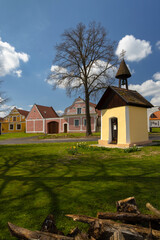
[149,111,160,130]
[0,107,29,134]
[96,59,153,147]
[63,97,101,133]
[26,104,67,134]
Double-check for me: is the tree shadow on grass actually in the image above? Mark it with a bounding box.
[0,146,160,239]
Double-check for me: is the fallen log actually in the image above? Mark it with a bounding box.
[146,203,160,218]
[8,222,73,240]
[66,214,160,239]
[97,212,160,229]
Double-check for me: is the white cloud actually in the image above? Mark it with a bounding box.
[116,35,152,62]
[156,41,160,50]
[129,72,160,106]
[153,72,160,81]
[14,70,22,78]
[56,110,64,116]
[0,37,29,77]
[0,104,13,117]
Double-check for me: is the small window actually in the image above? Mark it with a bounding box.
[75,119,79,127]
[9,124,14,130]
[77,108,81,114]
[13,116,17,121]
[17,124,21,130]
[83,119,86,126]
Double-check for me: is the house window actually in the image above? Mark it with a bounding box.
[75,119,79,127]
[77,108,81,114]
[13,116,17,121]
[84,119,86,126]
[17,124,21,130]
[9,124,14,130]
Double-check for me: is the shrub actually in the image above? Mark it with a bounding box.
[124,145,141,153]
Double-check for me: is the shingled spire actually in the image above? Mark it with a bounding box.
[115,59,131,90]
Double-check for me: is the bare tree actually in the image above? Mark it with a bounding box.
[48,22,119,136]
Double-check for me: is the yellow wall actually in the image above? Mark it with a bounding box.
[1,122,26,133]
[100,105,149,146]
[129,106,148,143]
[101,106,127,144]
[1,108,26,133]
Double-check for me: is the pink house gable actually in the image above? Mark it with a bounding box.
[63,97,100,133]
[26,104,67,134]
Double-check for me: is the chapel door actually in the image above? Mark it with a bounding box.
[111,118,118,144]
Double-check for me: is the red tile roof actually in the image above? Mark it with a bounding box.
[150,111,160,120]
[17,109,29,118]
[36,104,59,118]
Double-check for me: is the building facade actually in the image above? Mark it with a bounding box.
[63,97,101,133]
[96,60,153,147]
[149,111,160,129]
[26,104,67,134]
[0,107,29,133]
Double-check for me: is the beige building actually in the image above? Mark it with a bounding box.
[96,60,153,147]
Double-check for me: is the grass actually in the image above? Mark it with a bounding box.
[0,142,160,239]
[150,128,160,133]
[0,132,42,140]
[39,132,100,139]
[0,132,100,140]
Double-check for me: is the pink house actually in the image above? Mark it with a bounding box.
[63,97,101,133]
[26,104,67,134]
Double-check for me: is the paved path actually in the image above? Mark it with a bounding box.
[0,136,99,145]
[0,134,159,145]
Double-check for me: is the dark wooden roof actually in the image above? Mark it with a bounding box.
[115,59,131,79]
[96,86,153,110]
[36,104,59,118]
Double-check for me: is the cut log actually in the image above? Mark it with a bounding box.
[66,214,96,224]
[97,212,160,229]
[116,197,140,214]
[66,214,160,239]
[110,231,125,240]
[8,222,73,240]
[146,203,160,218]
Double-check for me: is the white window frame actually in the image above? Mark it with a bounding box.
[74,119,79,127]
[9,124,14,130]
[16,124,21,130]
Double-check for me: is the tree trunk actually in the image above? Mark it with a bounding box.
[85,86,92,136]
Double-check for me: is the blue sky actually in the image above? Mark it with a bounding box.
[0,0,160,116]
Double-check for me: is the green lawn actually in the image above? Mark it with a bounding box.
[0,132,100,140]
[151,127,160,133]
[0,142,160,239]
[0,132,42,140]
[39,132,100,139]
